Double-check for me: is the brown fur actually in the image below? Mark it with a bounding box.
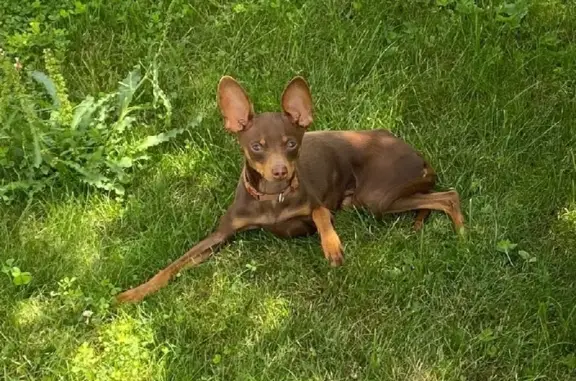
[115,76,464,304]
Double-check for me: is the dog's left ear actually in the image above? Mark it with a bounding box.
[281,76,313,128]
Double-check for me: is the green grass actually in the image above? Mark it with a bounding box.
[2,0,576,379]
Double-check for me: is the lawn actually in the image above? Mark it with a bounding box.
[1,0,576,380]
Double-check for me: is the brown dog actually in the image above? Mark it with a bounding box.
[116,76,464,303]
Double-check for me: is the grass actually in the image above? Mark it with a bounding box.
[1,0,576,379]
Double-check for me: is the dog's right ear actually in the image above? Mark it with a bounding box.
[217,76,254,133]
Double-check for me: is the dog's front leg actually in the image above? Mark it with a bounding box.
[311,206,344,267]
[115,210,254,304]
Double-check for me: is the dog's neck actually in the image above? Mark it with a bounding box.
[243,163,298,201]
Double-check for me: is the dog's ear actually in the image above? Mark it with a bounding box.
[281,76,313,128]
[217,76,254,133]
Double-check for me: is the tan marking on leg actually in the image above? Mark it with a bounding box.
[414,209,431,231]
[232,215,273,229]
[385,191,464,232]
[311,207,343,266]
[340,189,356,208]
[341,195,354,208]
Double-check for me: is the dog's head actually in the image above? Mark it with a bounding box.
[217,76,313,182]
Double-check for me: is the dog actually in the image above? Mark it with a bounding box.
[116,76,464,303]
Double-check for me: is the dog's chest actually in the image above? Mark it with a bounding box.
[250,199,311,225]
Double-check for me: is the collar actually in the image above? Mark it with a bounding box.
[242,167,299,202]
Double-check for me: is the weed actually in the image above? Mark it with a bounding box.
[0,49,186,201]
[2,259,32,286]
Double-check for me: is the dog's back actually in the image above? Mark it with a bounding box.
[297,129,433,210]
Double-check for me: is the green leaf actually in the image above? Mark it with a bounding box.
[117,157,133,168]
[113,184,125,195]
[518,250,537,263]
[113,115,136,134]
[71,96,96,130]
[478,328,496,342]
[496,1,529,27]
[436,0,453,6]
[212,354,222,364]
[151,65,172,127]
[136,128,184,151]
[232,3,247,13]
[32,131,43,168]
[0,181,45,195]
[74,1,87,13]
[11,267,21,277]
[31,71,59,107]
[496,239,517,254]
[245,263,257,272]
[61,160,113,190]
[118,66,142,110]
[189,114,203,129]
[560,353,576,370]
[30,21,41,34]
[486,344,498,357]
[13,271,32,286]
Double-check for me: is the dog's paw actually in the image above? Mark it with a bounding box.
[413,220,424,232]
[322,231,344,267]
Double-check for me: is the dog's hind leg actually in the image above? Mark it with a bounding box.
[385,191,464,232]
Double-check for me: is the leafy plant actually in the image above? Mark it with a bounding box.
[435,0,481,14]
[0,49,187,202]
[496,239,518,255]
[70,313,169,381]
[2,258,32,286]
[0,0,88,63]
[496,239,536,265]
[496,239,517,266]
[517,249,537,263]
[560,353,576,371]
[496,1,530,28]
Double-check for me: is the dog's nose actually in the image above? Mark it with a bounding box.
[271,164,288,179]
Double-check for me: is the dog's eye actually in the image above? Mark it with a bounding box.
[251,142,263,152]
[286,140,298,149]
